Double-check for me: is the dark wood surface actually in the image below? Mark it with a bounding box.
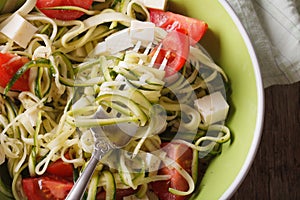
[231,81,300,200]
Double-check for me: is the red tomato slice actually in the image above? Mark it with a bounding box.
[0,53,30,91]
[149,30,190,77]
[36,0,93,20]
[149,9,208,45]
[151,142,193,200]
[46,154,73,179]
[22,176,73,200]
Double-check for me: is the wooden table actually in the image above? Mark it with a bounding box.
[231,82,300,200]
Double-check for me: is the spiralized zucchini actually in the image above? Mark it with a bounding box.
[0,0,231,199]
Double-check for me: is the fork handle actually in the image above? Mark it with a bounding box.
[65,155,99,200]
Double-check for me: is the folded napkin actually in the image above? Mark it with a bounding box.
[227,0,300,88]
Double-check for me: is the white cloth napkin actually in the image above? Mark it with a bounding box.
[227,0,300,88]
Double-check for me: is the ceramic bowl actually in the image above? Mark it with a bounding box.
[169,0,264,199]
[0,0,264,199]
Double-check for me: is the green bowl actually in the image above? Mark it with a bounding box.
[0,0,264,199]
[169,0,264,199]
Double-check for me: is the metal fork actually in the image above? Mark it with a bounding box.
[66,107,138,200]
[66,40,168,200]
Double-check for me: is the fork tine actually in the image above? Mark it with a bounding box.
[138,41,153,65]
[132,40,168,71]
[159,55,168,71]
[133,40,142,52]
[143,42,153,55]
[149,43,163,68]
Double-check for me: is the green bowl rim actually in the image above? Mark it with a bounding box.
[218,0,265,199]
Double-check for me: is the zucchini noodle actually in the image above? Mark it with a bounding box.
[0,1,232,199]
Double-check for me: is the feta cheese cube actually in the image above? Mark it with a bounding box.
[142,0,168,10]
[194,91,229,125]
[92,41,108,55]
[130,20,155,46]
[105,28,134,54]
[0,14,37,48]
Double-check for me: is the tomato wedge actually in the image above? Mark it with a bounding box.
[22,176,73,200]
[149,30,190,77]
[149,9,208,45]
[46,154,74,179]
[151,142,193,200]
[0,53,30,91]
[36,0,93,20]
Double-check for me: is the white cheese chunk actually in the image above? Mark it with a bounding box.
[0,14,37,48]
[141,0,168,10]
[130,20,155,46]
[105,28,133,54]
[194,91,229,125]
[92,41,108,55]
